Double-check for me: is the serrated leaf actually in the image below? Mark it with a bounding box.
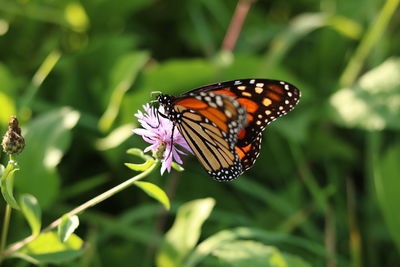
[0,161,20,209]
[19,194,41,235]
[15,231,83,264]
[157,198,215,267]
[133,181,170,210]
[58,215,80,243]
[125,159,155,171]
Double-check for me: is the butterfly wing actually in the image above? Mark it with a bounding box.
[171,92,247,181]
[184,79,300,171]
[184,79,301,146]
[235,132,263,171]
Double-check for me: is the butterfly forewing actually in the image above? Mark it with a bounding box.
[185,79,301,146]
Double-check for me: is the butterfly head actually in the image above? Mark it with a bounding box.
[156,94,177,119]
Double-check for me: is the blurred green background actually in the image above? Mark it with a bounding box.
[1,0,400,266]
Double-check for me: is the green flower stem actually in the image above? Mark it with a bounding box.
[0,159,159,260]
[339,0,400,87]
[0,205,12,254]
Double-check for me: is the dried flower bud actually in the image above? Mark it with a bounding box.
[1,116,25,155]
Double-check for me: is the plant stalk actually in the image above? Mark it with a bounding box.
[0,159,159,260]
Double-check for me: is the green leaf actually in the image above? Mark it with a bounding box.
[98,51,150,132]
[125,160,155,172]
[157,198,215,267]
[127,148,153,161]
[15,108,80,208]
[171,162,184,172]
[331,58,400,131]
[133,181,170,210]
[19,194,41,235]
[374,142,400,252]
[0,164,4,177]
[184,227,333,267]
[58,215,80,243]
[15,231,83,264]
[0,160,20,209]
[95,123,136,150]
[0,63,16,127]
[210,240,311,267]
[0,92,16,128]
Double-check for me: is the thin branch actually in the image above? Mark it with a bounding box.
[0,160,159,259]
[221,0,256,52]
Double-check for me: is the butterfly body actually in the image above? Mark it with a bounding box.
[157,79,300,181]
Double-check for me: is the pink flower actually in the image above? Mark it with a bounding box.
[132,104,191,174]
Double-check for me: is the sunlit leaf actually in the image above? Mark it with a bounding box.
[0,92,16,128]
[95,123,136,150]
[331,58,400,131]
[210,240,311,267]
[98,51,150,132]
[171,162,184,172]
[157,198,215,267]
[64,2,89,32]
[0,160,20,209]
[58,215,80,243]
[125,160,154,171]
[20,194,41,235]
[0,164,4,177]
[15,108,80,208]
[15,232,83,264]
[133,181,170,210]
[184,227,331,267]
[126,148,154,164]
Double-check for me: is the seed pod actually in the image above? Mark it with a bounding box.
[1,116,25,155]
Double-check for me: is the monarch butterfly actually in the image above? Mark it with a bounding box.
[157,79,300,181]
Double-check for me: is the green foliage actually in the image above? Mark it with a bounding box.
[15,232,83,264]
[373,142,400,252]
[331,58,400,130]
[15,108,80,208]
[157,198,215,267]
[210,240,311,267]
[133,181,170,210]
[0,160,20,209]
[0,0,400,265]
[19,194,41,236]
[58,215,80,243]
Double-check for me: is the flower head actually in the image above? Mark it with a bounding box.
[133,104,191,174]
[2,116,25,155]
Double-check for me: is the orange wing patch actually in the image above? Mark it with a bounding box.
[176,98,208,109]
[267,84,284,94]
[198,107,228,132]
[237,98,259,113]
[213,89,237,98]
[265,92,282,102]
[235,143,253,160]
